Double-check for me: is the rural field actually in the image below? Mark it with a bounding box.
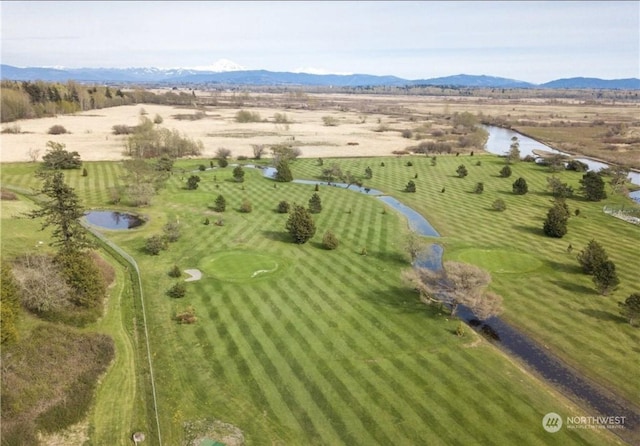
[1,94,639,445]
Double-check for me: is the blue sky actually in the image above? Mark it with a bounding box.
[1,1,638,83]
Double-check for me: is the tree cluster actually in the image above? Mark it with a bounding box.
[577,240,619,295]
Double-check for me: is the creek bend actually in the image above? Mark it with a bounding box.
[261,165,639,443]
[483,125,640,203]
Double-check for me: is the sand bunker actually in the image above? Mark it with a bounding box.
[184,269,203,282]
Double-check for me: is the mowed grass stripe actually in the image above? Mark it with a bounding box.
[266,278,403,445]
[275,273,447,443]
[232,290,360,443]
[217,288,318,438]
[212,291,315,437]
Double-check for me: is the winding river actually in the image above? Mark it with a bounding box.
[262,142,639,443]
[483,125,640,202]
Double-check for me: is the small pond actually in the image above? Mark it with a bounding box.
[84,211,145,230]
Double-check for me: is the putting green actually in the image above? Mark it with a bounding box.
[453,248,543,274]
[200,250,283,281]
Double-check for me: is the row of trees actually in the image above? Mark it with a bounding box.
[1,80,131,122]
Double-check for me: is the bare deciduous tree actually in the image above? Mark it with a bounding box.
[252,144,266,160]
[403,261,503,319]
[27,147,41,163]
[216,147,232,160]
[13,253,72,313]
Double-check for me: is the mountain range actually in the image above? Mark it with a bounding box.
[1,64,639,90]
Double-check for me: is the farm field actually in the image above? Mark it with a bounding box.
[2,93,639,445]
[2,149,638,445]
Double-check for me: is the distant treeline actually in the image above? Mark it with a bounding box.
[0,80,198,123]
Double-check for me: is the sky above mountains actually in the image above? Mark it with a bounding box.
[1,1,638,84]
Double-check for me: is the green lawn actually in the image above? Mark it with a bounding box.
[1,156,635,445]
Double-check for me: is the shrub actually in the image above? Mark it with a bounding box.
[322,116,339,126]
[168,265,182,278]
[474,182,484,194]
[153,114,163,124]
[112,124,135,135]
[198,164,207,171]
[48,125,68,135]
[0,189,18,200]
[163,220,181,242]
[235,110,262,123]
[1,124,21,134]
[273,112,290,124]
[401,129,413,139]
[277,200,290,213]
[167,282,187,298]
[322,230,339,250]
[145,235,167,255]
[456,164,468,178]
[175,306,197,324]
[82,168,88,177]
[492,198,506,211]
[218,158,228,168]
[239,200,252,213]
[203,217,210,225]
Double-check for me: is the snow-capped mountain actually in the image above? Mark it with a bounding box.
[2,63,639,89]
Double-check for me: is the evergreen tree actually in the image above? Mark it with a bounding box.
[28,171,91,254]
[308,193,322,213]
[619,293,640,326]
[507,137,520,163]
[499,165,512,178]
[580,170,607,201]
[56,251,106,309]
[577,240,609,275]
[186,175,200,190]
[233,165,245,182]
[41,141,82,170]
[286,204,316,244]
[364,166,373,179]
[593,260,619,295]
[1,262,21,345]
[547,176,573,198]
[543,200,569,238]
[512,177,528,195]
[275,159,293,182]
[405,180,416,193]
[214,194,226,212]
